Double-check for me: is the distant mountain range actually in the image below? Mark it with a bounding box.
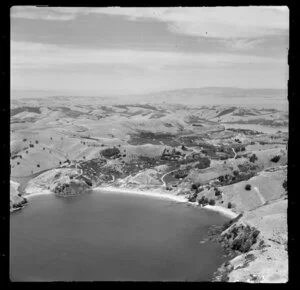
[11,87,288,110]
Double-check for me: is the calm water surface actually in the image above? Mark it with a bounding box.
[10,191,228,281]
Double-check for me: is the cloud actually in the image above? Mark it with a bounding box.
[11,40,285,72]
[11,6,289,39]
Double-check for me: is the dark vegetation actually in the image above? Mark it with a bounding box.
[249,154,258,163]
[11,106,41,116]
[198,196,209,206]
[194,157,211,169]
[100,147,121,159]
[216,107,236,117]
[245,184,252,191]
[56,107,83,118]
[227,128,262,135]
[222,225,260,253]
[270,155,280,163]
[282,180,287,192]
[215,171,255,187]
[209,198,216,205]
[128,131,179,146]
[174,170,188,179]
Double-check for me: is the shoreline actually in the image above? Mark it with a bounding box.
[93,185,239,219]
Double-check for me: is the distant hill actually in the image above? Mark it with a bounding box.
[126,87,287,110]
[11,87,288,110]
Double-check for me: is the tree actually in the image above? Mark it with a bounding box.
[249,154,258,163]
[37,164,40,168]
[245,184,251,191]
[208,198,216,205]
[282,180,287,192]
[228,202,232,209]
[233,170,239,176]
[270,155,280,163]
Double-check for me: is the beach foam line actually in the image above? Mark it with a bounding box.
[93,186,187,203]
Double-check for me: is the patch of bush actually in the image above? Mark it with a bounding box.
[233,170,239,176]
[282,180,287,192]
[228,202,232,209]
[214,188,222,196]
[208,198,216,205]
[37,164,40,168]
[191,182,201,190]
[198,196,209,206]
[270,155,280,163]
[35,140,39,144]
[23,138,27,142]
[29,144,34,148]
[194,157,211,169]
[101,147,120,158]
[188,192,198,202]
[249,154,258,163]
[245,184,251,191]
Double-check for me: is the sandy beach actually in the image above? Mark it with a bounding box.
[94,186,239,219]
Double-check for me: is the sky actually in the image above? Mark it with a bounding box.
[11,6,289,97]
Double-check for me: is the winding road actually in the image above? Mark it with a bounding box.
[161,169,179,187]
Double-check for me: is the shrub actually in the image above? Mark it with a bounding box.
[37,164,40,168]
[249,154,258,163]
[29,144,34,148]
[26,151,28,154]
[17,162,20,165]
[35,140,39,144]
[214,188,222,196]
[270,155,280,163]
[228,202,232,209]
[101,147,120,158]
[208,199,216,205]
[233,170,239,176]
[198,196,209,206]
[195,157,211,169]
[191,183,200,190]
[245,184,251,191]
[181,145,187,151]
[23,138,27,142]
[282,180,287,192]
[188,192,198,202]
[59,161,62,165]
[241,239,253,253]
